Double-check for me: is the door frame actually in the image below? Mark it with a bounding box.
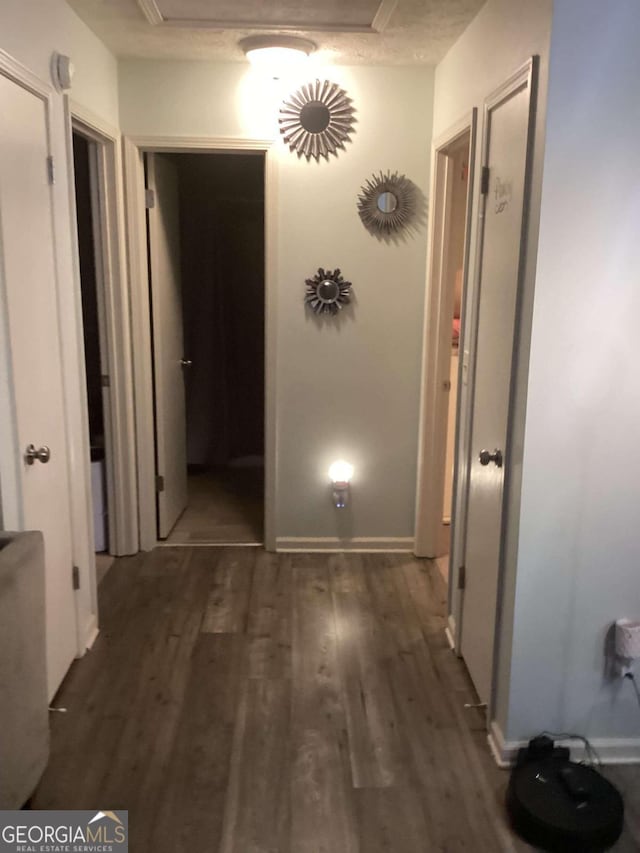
[414,110,476,637]
[68,102,139,559]
[123,135,278,551]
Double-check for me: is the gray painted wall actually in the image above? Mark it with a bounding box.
[119,61,434,544]
[506,0,640,746]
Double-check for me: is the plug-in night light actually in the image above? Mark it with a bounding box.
[329,460,354,508]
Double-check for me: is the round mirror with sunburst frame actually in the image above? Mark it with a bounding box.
[304,268,352,315]
[357,170,418,237]
[280,80,356,161]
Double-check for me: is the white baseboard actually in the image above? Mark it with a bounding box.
[276,537,414,553]
[83,614,99,651]
[445,614,457,652]
[488,719,640,767]
[488,721,519,768]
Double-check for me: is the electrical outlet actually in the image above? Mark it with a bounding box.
[616,658,634,678]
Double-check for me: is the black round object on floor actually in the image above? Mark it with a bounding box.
[507,757,624,852]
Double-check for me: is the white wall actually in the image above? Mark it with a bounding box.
[0,0,119,127]
[0,0,120,645]
[433,0,552,138]
[120,60,434,545]
[430,0,552,716]
[505,0,640,749]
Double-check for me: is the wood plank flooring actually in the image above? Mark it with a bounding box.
[95,551,115,585]
[166,467,263,544]
[33,549,640,851]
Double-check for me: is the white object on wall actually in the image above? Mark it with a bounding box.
[51,51,74,92]
[615,619,640,661]
[329,459,354,508]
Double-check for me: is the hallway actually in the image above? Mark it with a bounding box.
[166,467,264,544]
[33,548,639,851]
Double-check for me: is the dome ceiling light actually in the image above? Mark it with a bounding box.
[239,35,316,77]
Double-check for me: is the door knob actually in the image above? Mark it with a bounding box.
[479,448,503,468]
[180,358,193,367]
[25,444,51,465]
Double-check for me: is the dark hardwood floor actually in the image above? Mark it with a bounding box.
[34,549,640,851]
[166,467,263,544]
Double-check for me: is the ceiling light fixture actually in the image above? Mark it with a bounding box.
[239,35,316,78]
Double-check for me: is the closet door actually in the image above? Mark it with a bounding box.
[461,60,537,704]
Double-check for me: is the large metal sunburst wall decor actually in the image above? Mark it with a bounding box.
[304,268,352,316]
[357,170,418,238]
[280,80,356,161]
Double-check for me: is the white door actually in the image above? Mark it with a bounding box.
[460,63,536,704]
[0,73,77,698]
[147,154,188,538]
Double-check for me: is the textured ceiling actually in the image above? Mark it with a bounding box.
[65,0,485,65]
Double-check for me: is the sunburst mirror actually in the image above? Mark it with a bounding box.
[357,170,418,237]
[280,80,356,161]
[305,268,352,315]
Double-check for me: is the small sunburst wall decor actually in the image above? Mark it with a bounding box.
[304,268,352,315]
[357,170,418,237]
[280,80,356,161]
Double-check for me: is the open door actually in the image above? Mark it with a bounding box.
[0,72,77,697]
[146,153,188,538]
[460,60,537,704]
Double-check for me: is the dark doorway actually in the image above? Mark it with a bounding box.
[148,152,265,544]
[72,131,113,580]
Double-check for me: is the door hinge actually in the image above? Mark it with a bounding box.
[458,565,466,590]
[72,565,80,590]
[480,166,490,195]
[47,156,55,185]
[100,374,111,388]
[145,188,156,209]
[155,474,165,492]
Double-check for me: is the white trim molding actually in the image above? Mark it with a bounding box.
[84,614,100,651]
[276,537,414,553]
[69,101,139,558]
[123,135,278,552]
[414,110,477,560]
[125,135,274,152]
[488,720,640,767]
[445,615,457,652]
[0,48,52,100]
[69,100,119,141]
[135,0,397,33]
[414,110,477,659]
